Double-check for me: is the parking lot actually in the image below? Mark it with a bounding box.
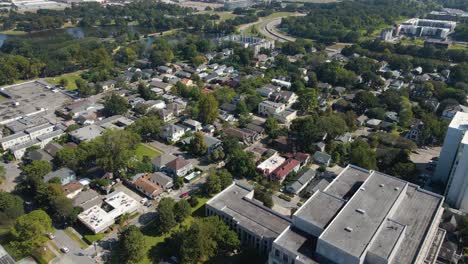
[410,146,441,189]
[0,81,72,124]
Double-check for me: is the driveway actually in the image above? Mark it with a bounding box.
[51,230,95,264]
[0,161,21,192]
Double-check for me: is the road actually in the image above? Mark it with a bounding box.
[258,17,297,42]
[239,13,306,43]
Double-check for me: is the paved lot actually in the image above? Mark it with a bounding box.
[0,81,71,124]
[0,161,21,192]
[51,230,95,264]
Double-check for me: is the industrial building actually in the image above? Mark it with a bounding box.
[207,165,446,264]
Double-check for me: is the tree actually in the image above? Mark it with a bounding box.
[9,210,52,256]
[128,115,163,142]
[297,89,318,113]
[197,94,219,124]
[254,188,273,208]
[350,140,377,170]
[118,225,147,264]
[189,132,207,156]
[59,78,68,88]
[225,148,257,179]
[176,217,239,263]
[156,197,176,234]
[0,192,24,225]
[95,129,141,175]
[0,165,5,185]
[103,93,129,116]
[174,199,191,223]
[316,114,348,139]
[204,172,221,195]
[264,117,279,138]
[36,183,81,225]
[22,160,52,183]
[75,79,95,97]
[387,162,418,183]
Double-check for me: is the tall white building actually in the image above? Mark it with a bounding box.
[434,111,468,212]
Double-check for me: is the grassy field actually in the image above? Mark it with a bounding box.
[45,71,83,90]
[135,144,163,161]
[32,247,56,264]
[138,196,209,264]
[63,228,88,249]
[0,29,27,35]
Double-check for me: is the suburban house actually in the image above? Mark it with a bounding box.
[166,157,193,177]
[224,127,260,145]
[182,119,203,132]
[270,158,301,182]
[258,100,286,117]
[160,124,186,142]
[130,173,163,199]
[150,172,174,191]
[313,151,332,166]
[257,153,286,176]
[43,167,76,185]
[152,153,177,171]
[285,168,316,194]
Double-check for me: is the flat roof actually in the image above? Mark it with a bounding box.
[294,191,346,230]
[367,218,406,261]
[391,185,443,263]
[324,165,370,199]
[257,154,286,173]
[207,183,290,239]
[78,191,139,233]
[319,171,408,259]
[0,81,70,123]
[275,227,317,263]
[70,125,104,142]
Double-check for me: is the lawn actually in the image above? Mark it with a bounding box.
[138,196,209,264]
[0,29,27,35]
[32,247,56,264]
[44,71,83,90]
[135,144,162,161]
[63,228,88,249]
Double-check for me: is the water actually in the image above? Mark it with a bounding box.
[0,34,7,47]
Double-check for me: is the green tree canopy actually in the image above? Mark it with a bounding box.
[103,93,129,116]
[95,129,141,175]
[189,132,207,157]
[0,192,24,225]
[118,225,147,264]
[173,199,191,223]
[156,197,176,234]
[197,94,219,124]
[9,210,52,256]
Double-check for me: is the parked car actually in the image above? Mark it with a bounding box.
[180,192,189,199]
[47,233,55,240]
[60,247,70,253]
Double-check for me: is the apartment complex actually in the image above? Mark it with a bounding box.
[434,112,468,212]
[399,18,456,39]
[207,165,446,264]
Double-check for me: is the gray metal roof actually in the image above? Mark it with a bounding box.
[207,183,290,239]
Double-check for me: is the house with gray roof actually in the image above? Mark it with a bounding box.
[152,153,177,171]
[285,169,316,194]
[150,172,174,190]
[43,167,76,185]
[313,151,332,166]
